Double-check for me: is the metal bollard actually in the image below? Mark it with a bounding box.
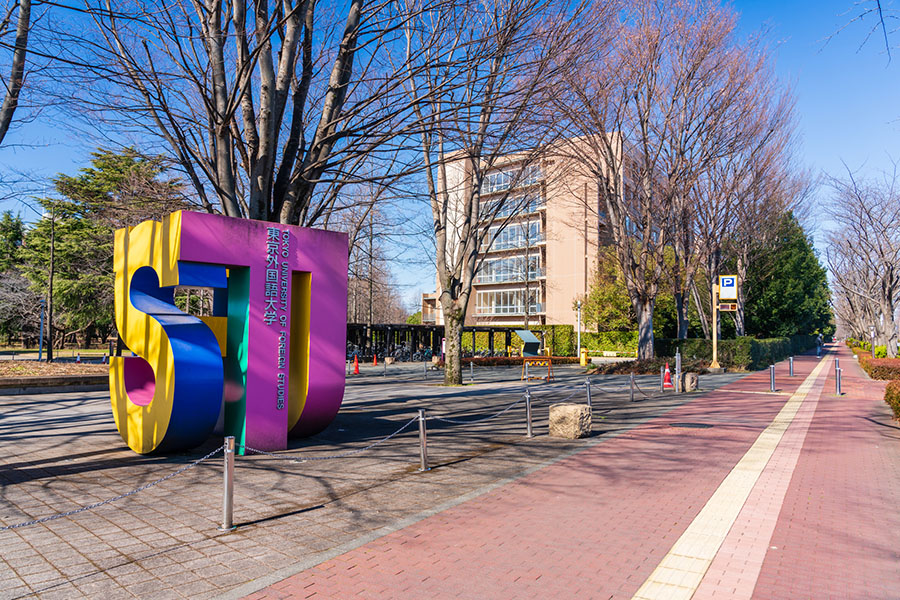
[835,357,840,374]
[660,366,664,392]
[525,361,529,380]
[424,360,428,380]
[789,356,794,377]
[525,389,533,438]
[629,373,635,402]
[418,409,429,471]
[836,367,842,395]
[469,361,474,383]
[769,365,776,392]
[585,377,592,409]
[675,351,682,394]
[383,359,387,377]
[219,436,236,532]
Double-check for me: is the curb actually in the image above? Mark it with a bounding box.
[0,375,108,395]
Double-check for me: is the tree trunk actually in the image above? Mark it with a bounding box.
[735,252,748,337]
[634,297,655,359]
[444,312,463,385]
[674,291,689,339]
[690,281,709,339]
[47,209,54,362]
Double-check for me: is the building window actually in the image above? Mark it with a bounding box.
[481,164,543,195]
[475,254,543,284]
[480,192,543,219]
[475,288,543,316]
[483,219,543,251]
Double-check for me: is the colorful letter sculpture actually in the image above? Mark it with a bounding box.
[109,211,348,454]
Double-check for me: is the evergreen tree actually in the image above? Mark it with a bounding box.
[17,149,191,347]
[745,213,833,338]
[0,211,24,272]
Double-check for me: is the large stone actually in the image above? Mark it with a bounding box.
[682,372,699,392]
[549,403,592,439]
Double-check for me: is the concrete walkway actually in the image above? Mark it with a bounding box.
[244,345,900,599]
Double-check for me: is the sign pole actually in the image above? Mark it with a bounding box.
[710,284,720,370]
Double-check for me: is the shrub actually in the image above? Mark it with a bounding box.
[461,356,581,367]
[875,345,887,359]
[581,331,639,354]
[860,358,900,380]
[885,380,900,419]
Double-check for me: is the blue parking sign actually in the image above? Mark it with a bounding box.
[719,275,738,300]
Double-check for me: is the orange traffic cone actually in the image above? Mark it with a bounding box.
[663,362,674,389]
[353,355,360,375]
[373,353,378,366]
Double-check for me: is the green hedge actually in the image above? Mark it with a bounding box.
[655,334,818,371]
[460,326,579,356]
[860,357,900,380]
[885,380,900,419]
[580,331,639,354]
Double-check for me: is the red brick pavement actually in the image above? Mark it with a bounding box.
[751,345,900,599]
[243,350,896,600]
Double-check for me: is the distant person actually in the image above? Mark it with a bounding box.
[816,333,824,357]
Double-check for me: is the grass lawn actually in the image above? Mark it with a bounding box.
[0,361,108,378]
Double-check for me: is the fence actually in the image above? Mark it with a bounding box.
[0,372,674,536]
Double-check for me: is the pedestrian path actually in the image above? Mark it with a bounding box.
[244,346,898,600]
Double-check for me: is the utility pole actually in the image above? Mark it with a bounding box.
[367,208,374,353]
[576,300,582,357]
[47,205,55,363]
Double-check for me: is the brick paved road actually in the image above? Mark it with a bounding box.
[244,347,900,600]
[0,364,742,599]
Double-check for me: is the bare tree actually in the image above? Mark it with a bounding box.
[826,167,900,356]
[556,0,770,357]
[401,0,592,383]
[48,0,440,226]
[0,0,31,145]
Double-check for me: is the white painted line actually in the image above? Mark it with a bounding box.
[631,358,832,600]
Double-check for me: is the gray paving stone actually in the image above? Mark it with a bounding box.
[0,366,745,598]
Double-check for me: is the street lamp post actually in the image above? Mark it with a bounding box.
[576,301,582,358]
[38,298,45,362]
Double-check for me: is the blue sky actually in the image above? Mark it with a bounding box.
[2,1,898,306]
[732,1,900,233]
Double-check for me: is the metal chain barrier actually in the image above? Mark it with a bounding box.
[632,377,660,400]
[430,394,526,425]
[0,445,225,532]
[238,416,419,462]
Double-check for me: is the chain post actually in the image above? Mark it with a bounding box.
[836,367,842,396]
[218,436,235,532]
[629,373,635,402]
[525,389,533,438]
[675,350,682,394]
[770,365,776,392]
[424,360,427,380]
[660,366,664,392]
[383,359,386,377]
[469,361,474,384]
[585,377,592,409]
[835,357,840,375]
[418,409,429,472]
[789,356,794,377]
[525,361,529,380]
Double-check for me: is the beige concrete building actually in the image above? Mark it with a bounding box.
[425,151,606,328]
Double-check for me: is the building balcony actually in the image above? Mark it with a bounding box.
[482,233,546,253]
[474,303,544,317]
[474,269,545,285]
